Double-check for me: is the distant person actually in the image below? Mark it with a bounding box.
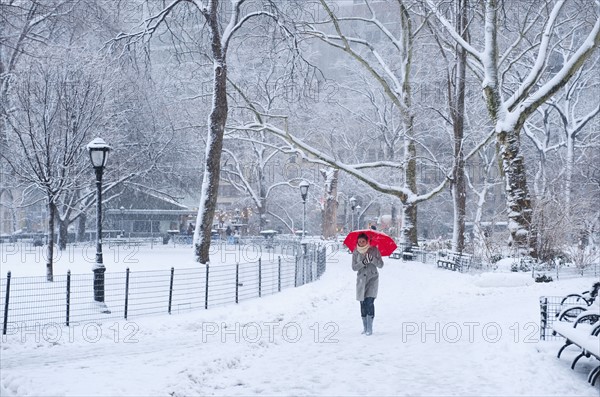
[187,223,194,235]
[351,232,384,336]
[226,226,233,244]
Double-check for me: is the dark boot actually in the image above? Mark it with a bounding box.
[366,315,374,336]
[361,316,367,334]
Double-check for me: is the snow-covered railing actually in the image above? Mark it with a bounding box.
[0,244,327,334]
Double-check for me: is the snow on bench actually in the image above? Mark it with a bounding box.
[552,299,600,386]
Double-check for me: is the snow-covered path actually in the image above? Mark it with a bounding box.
[1,254,599,396]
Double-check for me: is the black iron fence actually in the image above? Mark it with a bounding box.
[1,243,327,334]
[537,294,597,341]
[538,296,564,341]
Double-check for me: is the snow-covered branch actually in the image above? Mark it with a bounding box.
[424,0,483,63]
[515,15,600,121]
[505,0,566,109]
[240,121,457,205]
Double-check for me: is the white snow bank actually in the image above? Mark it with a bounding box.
[2,250,599,396]
[494,257,522,272]
[471,271,534,288]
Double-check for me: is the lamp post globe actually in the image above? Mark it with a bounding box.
[87,137,111,168]
[86,137,111,312]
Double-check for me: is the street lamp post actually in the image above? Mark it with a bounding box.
[87,138,111,312]
[120,206,125,237]
[356,205,362,229]
[349,196,356,231]
[299,180,310,281]
[299,180,310,238]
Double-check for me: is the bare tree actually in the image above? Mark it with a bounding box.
[114,0,286,264]
[331,74,404,236]
[0,0,78,236]
[3,58,109,280]
[426,0,600,257]
[522,107,564,199]
[286,0,427,244]
[425,0,470,252]
[547,59,600,209]
[466,144,503,260]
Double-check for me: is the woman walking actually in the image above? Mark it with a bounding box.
[351,232,384,336]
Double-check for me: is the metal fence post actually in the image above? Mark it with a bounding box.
[317,246,323,279]
[168,267,174,314]
[539,297,548,341]
[66,271,71,326]
[3,271,11,335]
[311,246,316,282]
[205,264,209,310]
[235,263,239,304]
[324,245,327,273]
[302,249,306,285]
[322,246,326,277]
[278,256,281,292]
[316,248,321,279]
[124,268,130,320]
[258,258,262,298]
[294,255,298,287]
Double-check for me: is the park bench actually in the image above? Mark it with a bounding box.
[436,250,472,272]
[560,282,599,307]
[552,291,600,386]
[390,246,416,261]
[105,237,144,247]
[554,282,599,322]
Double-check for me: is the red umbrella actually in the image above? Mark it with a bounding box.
[343,229,398,257]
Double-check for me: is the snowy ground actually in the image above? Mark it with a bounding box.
[1,246,599,396]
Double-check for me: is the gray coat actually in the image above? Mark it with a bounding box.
[352,246,384,301]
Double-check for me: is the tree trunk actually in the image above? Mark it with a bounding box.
[472,189,487,257]
[58,218,68,251]
[258,202,267,231]
[194,64,227,263]
[401,202,417,245]
[451,158,466,253]
[403,116,418,246]
[259,167,267,230]
[532,151,547,199]
[46,201,56,281]
[497,127,536,257]
[391,204,398,239]
[194,8,228,264]
[451,0,468,254]
[77,212,87,242]
[565,136,574,211]
[321,168,339,239]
